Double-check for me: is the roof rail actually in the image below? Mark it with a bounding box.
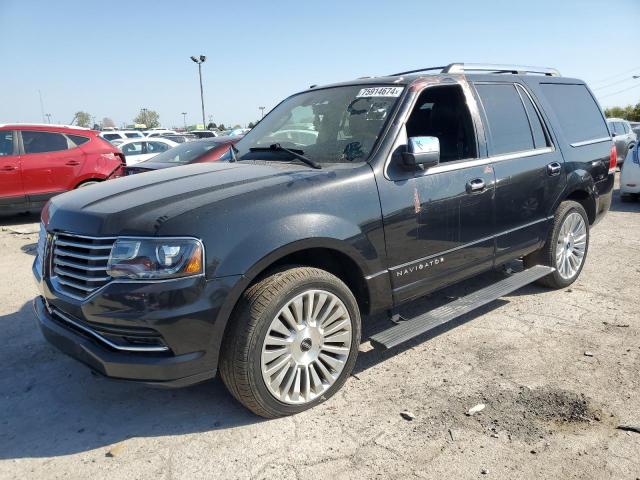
[443,63,561,76]
[390,66,446,76]
[390,63,561,77]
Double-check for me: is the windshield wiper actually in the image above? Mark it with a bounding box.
[249,143,322,169]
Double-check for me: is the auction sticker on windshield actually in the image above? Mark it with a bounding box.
[356,86,404,98]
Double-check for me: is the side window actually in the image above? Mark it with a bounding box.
[516,85,549,149]
[539,83,609,145]
[475,83,534,155]
[22,131,69,154]
[67,134,90,147]
[148,141,170,153]
[0,131,14,156]
[405,84,477,162]
[122,142,143,155]
[622,122,630,134]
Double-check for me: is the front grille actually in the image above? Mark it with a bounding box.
[51,232,115,300]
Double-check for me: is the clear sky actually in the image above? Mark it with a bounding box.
[1,0,639,129]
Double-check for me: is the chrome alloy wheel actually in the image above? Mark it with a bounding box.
[260,289,353,405]
[555,212,587,279]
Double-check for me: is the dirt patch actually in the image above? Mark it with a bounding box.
[460,385,604,442]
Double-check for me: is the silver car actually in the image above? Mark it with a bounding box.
[607,118,637,165]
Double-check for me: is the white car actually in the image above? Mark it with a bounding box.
[143,129,177,137]
[99,130,145,143]
[620,145,640,202]
[118,138,178,165]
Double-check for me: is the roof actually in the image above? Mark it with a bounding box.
[0,123,91,130]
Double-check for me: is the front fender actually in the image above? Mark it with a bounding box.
[214,213,381,279]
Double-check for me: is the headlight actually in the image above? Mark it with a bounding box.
[107,238,204,280]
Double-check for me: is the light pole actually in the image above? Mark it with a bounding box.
[181,112,187,130]
[259,106,265,119]
[141,108,148,128]
[190,55,207,128]
[45,113,52,124]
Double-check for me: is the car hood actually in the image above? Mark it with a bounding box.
[46,161,322,236]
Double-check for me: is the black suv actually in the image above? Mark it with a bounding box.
[33,63,615,418]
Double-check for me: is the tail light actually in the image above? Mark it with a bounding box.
[608,145,617,174]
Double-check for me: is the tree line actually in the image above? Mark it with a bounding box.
[70,109,251,130]
[604,102,640,122]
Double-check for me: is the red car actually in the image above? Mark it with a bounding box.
[0,124,125,212]
[124,136,242,174]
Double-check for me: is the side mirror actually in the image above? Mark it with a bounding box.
[402,136,440,168]
[611,132,617,138]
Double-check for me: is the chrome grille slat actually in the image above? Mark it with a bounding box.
[57,277,97,292]
[53,267,110,282]
[54,239,114,250]
[51,233,115,300]
[53,258,108,271]
[53,247,110,261]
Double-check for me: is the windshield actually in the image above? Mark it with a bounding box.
[235,85,403,164]
[141,140,219,164]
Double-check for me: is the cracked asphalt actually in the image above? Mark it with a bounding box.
[0,179,639,479]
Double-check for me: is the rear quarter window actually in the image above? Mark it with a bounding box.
[67,134,90,147]
[540,83,609,145]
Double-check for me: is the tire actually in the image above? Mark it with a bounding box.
[219,266,361,418]
[524,201,589,289]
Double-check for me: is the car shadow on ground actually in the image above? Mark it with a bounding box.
[0,302,262,460]
[0,265,548,460]
[0,211,40,226]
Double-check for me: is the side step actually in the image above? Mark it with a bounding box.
[370,265,554,350]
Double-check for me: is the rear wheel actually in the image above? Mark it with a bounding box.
[219,266,361,418]
[524,201,589,289]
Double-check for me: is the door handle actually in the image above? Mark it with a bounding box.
[547,162,562,176]
[0,165,17,172]
[466,178,485,193]
[65,160,80,166]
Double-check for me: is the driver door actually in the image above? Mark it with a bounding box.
[376,83,496,304]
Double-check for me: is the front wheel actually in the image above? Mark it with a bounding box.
[524,201,589,289]
[219,266,361,418]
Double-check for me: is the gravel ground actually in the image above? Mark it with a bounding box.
[0,179,639,480]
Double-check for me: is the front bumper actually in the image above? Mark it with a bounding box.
[33,261,243,387]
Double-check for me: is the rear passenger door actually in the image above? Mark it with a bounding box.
[472,82,565,265]
[18,130,85,205]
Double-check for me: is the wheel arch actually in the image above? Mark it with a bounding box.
[562,188,596,224]
[242,239,373,316]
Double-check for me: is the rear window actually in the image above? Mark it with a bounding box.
[540,83,609,145]
[475,83,535,155]
[125,132,142,138]
[102,133,121,141]
[22,131,69,154]
[67,134,90,147]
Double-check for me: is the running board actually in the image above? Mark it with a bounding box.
[370,265,554,350]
